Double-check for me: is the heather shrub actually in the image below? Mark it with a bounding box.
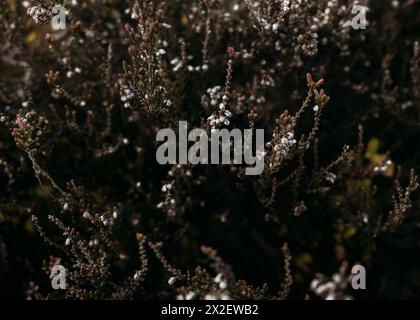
[0,0,419,299]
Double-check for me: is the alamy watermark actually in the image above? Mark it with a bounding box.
[156,121,265,175]
[351,264,366,290]
[51,5,67,30]
[27,4,67,30]
[351,5,369,30]
[26,4,367,32]
[50,264,66,290]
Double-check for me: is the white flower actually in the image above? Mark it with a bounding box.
[219,281,227,289]
[214,273,223,283]
[363,214,369,224]
[310,279,320,291]
[325,293,335,300]
[173,63,182,72]
[65,238,71,246]
[185,291,195,300]
[332,273,341,283]
[204,294,217,300]
[156,49,166,56]
[162,183,172,192]
[325,172,336,184]
[131,10,139,19]
[168,276,177,285]
[313,105,319,112]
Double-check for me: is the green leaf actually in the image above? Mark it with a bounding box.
[366,137,380,159]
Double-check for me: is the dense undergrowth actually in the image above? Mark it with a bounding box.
[0,0,420,299]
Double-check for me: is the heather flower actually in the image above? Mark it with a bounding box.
[0,0,419,301]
